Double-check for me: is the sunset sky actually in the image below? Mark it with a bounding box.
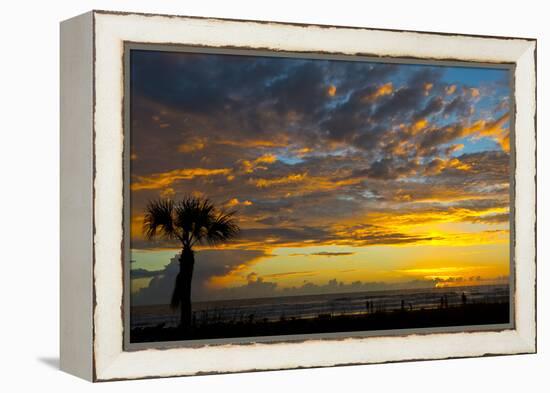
[129,49,511,305]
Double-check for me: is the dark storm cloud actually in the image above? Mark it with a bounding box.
[413,96,444,121]
[130,52,457,176]
[443,95,472,117]
[290,252,356,257]
[131,236,180,251]
[317,63,409,144]
[407,67,444,88]
[447,151,509,182]
[359,157,420,180]
[417,123,463,153]
[370,67,443,122]
[466,213,509,224]
[311,251,355,256]
[132,51,224,113]
[371,86,424,122]
[269,61,329,116]
[320,87,376,142]
[448,198,509,211]
[255,215,299,226]
[132,249,268,305]
[243,223,442,247]
[340,224,443,245]
[130,268,164,278]
[331,62,399,92]
[131,50,293,114]
[238,226,335,245]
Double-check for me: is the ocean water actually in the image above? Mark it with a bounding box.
[130,284,510,329]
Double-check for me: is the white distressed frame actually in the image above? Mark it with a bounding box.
[61,10,536,382]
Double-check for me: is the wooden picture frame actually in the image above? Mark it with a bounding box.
[60,10,536,381]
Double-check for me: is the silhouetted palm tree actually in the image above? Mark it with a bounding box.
[143,196,239,329]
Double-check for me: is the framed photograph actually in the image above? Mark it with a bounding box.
[60,10,536,381]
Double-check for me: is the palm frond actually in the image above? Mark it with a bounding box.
[143,199,178,240]
[174,197,204,229]
[174,196,213,244]
[145,195,240,247]
[204,209,240,246]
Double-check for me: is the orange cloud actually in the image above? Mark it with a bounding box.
[446,144,465,155]
[131,167,232,191]
[293,147,312,156]
[226,198,253,207]
[462,112,510,152]
[377,82,393,96]
[250,171,361,194]
[253,172,308,188]
[412,118,429,133]
[363,206,509,230]
[363,82,393,102]
[499,133,510,152]
[178,137,206,153]
[425,157,472,175]
[241,153,278,173]
[445,85,457,95]
[216,138,288,149]
[330,213,509,248]
[424,82,433,95]
[160,187,176,198]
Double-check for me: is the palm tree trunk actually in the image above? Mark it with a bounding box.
[178,247,195,330]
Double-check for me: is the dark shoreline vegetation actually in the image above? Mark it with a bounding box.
[130,302,510,343]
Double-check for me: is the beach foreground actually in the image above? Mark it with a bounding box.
[130,302,509,343]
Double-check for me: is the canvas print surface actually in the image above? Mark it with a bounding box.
[127,48,512,344]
